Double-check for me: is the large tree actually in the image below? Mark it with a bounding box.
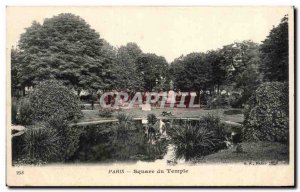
[112,42,144,90]
[260,15,289,82]
[136,53,169,91]
[205,50,226,94]
[219,41,262,102]
[13,13,113,95]
[170,53,212,92]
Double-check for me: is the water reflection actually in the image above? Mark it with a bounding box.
[69,121,168,163]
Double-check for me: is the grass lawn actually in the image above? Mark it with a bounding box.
[80,107,244,123]
[198,141,289,164]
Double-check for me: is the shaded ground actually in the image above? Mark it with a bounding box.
[197,141,289,164]
[80,108,244,123]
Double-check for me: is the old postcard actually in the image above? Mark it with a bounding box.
[6,6,295,187]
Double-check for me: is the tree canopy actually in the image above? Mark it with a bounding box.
[13,13,113,94]
[112,42,144,90]
[12,13,289,108]
[136,53,169,91]
[260,15,289,82]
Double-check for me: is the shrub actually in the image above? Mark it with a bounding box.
[11,97,18,124]
[98,108,113,117]
[13,157,46,166]
[243,82,289,143]
[26,80,82,124]
[18,97,34,125]
[61,126,84,161]
[13,120,84,164]
[112,113,134,138]
[116,112,132,124]
[207,95,229,109]
[199,115,227,142]
[22,123,62,162]
[228,93,244,108]
[168,115,227,161]
[147,114,157,125]
[47,118,83,161]
[12,134,24,162]
[169,124,220,161]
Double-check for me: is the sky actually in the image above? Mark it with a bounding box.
[7,6,292,62]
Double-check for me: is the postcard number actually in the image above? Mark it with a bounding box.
[16,170,24,175]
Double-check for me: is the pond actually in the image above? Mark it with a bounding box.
[12,118,240,165]
[68,120,169,163]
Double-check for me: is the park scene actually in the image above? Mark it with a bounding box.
[10,11,289,165]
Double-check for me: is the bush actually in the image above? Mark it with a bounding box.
[243,82,289,143]
[25,80,82,124]
[147,114,157,125]
[112,113,134,137]
[207,95,229,109]
[98,108,113,117]
[18,97,34,125]
[22,123,62,162]
[168,115,227,161]
[116,112,132,124]
[228,93,244,108]
[11,97,18,124]
[47,118,83,161]
[199,115,227,141]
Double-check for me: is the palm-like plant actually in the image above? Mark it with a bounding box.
[112,113,134,138]
[22,123,62,162]
[168,115,226,161]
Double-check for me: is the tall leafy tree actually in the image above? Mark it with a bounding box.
[112,43,144,90]
[169,55,186,90]
[136,53,169,91]
[260,15,289,82]
[14,13,113,95]
[205,50,226,94]
[11,47,22,96]
[170,53,212,92]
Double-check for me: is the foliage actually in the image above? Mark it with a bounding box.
[11,48,22,97]
[199,115,227,141]
[13,13,114,94]
[22,123,62,162]
[161,111,172,116]
[18,97,34,125]
[147,113,157,125]
[112,43,144,90]
[168,115,227,161]
[170,53,211,91]
[17,81,83,161]
[113,113,134,138]
[169,40,261,106]
[13,157,47,166]
[137,53,169,91]
[116,112,132,123]
[11,97,18,124]
[243,82,289,143]
[25,80,82,124]
[47,118,83,160]
[207,95,229,109]
[260,16,289,82]
[98,108,113,118]
[72,123,168,162]
[227,93,243,108]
